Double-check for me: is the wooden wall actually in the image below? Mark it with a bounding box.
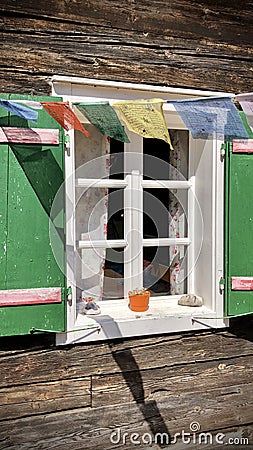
[0,1,253,448]
[0,0,253,95]
[0,318,253,449]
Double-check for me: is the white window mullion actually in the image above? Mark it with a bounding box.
[143,238,190,247]
[124,174,132,297]
[142,180,191,189]
[187,136,196,294]
[78,239,127,249]
[124,134,143,296]
[131,170,143,291]
[124,170,143,296]
[124,132,143,175]
[76,179,127,188]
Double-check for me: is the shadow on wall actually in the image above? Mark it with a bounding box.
[10,144,64,218]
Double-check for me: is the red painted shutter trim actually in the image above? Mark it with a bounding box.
[231,277,253,291]
[0,287,62,306]
[0,127,59,144]
[232,139,253,153]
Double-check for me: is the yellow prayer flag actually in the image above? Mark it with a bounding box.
[113,99,173,148]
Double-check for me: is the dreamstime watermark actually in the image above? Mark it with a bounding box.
[110,422,249,446]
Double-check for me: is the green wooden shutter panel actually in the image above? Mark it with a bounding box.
[225,124,253,316]
[0,94,66,336]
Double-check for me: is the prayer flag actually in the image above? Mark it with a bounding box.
[113,99,173,147]
[168,97,248,139]
[75,102,130,142]
[41,102,89,137]
[0,99,38,123]
[9,100,43,110]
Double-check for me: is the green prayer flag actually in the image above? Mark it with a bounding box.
[75,102,130,143]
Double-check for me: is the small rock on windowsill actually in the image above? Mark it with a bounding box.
[178,294,203,307]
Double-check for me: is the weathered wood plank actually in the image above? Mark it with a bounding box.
[0,330,252,388]
[1,15,253,59]
[2,16,253,57]
[0,1,252,94]
[1,0,252,46]
[0,72,51,96]
[0,377,91,421]
[92,356,253,407]
[2,32,252,69]
[0,36,252,94]
[0,384,252,449]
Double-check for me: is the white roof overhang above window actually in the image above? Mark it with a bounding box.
[51,75,233,107]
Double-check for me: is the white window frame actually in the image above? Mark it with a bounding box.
[52,76,230,345]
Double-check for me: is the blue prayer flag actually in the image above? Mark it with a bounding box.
[0,99,38,123]
[168,97,248,139]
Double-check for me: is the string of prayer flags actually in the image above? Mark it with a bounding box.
[236,93,253,132]
[75,102,130,143]
[41,102,89,137]
[168,97,248,140]
[0,98,38,123]
[113,99,173,147]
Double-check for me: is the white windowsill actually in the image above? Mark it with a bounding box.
[56,298,227,345]
[77,297,211,320]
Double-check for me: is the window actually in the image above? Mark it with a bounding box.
[52,77,226,344]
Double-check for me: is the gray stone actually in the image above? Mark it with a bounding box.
[178,294,203,307]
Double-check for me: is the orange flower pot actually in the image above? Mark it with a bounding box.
[128,290,150,312]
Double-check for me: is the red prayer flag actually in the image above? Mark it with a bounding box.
[41,102,89,137]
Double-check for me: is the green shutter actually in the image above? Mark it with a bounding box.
[0,94,66,336]
[225,114,253,316]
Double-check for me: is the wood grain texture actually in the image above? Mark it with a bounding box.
[0,1,252,93]
[92,356,253,407]
[0,377,91,420]
[0,318,252,448]
[1,0,252,45]
[1,330,253,388]
[0,385,252,449]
